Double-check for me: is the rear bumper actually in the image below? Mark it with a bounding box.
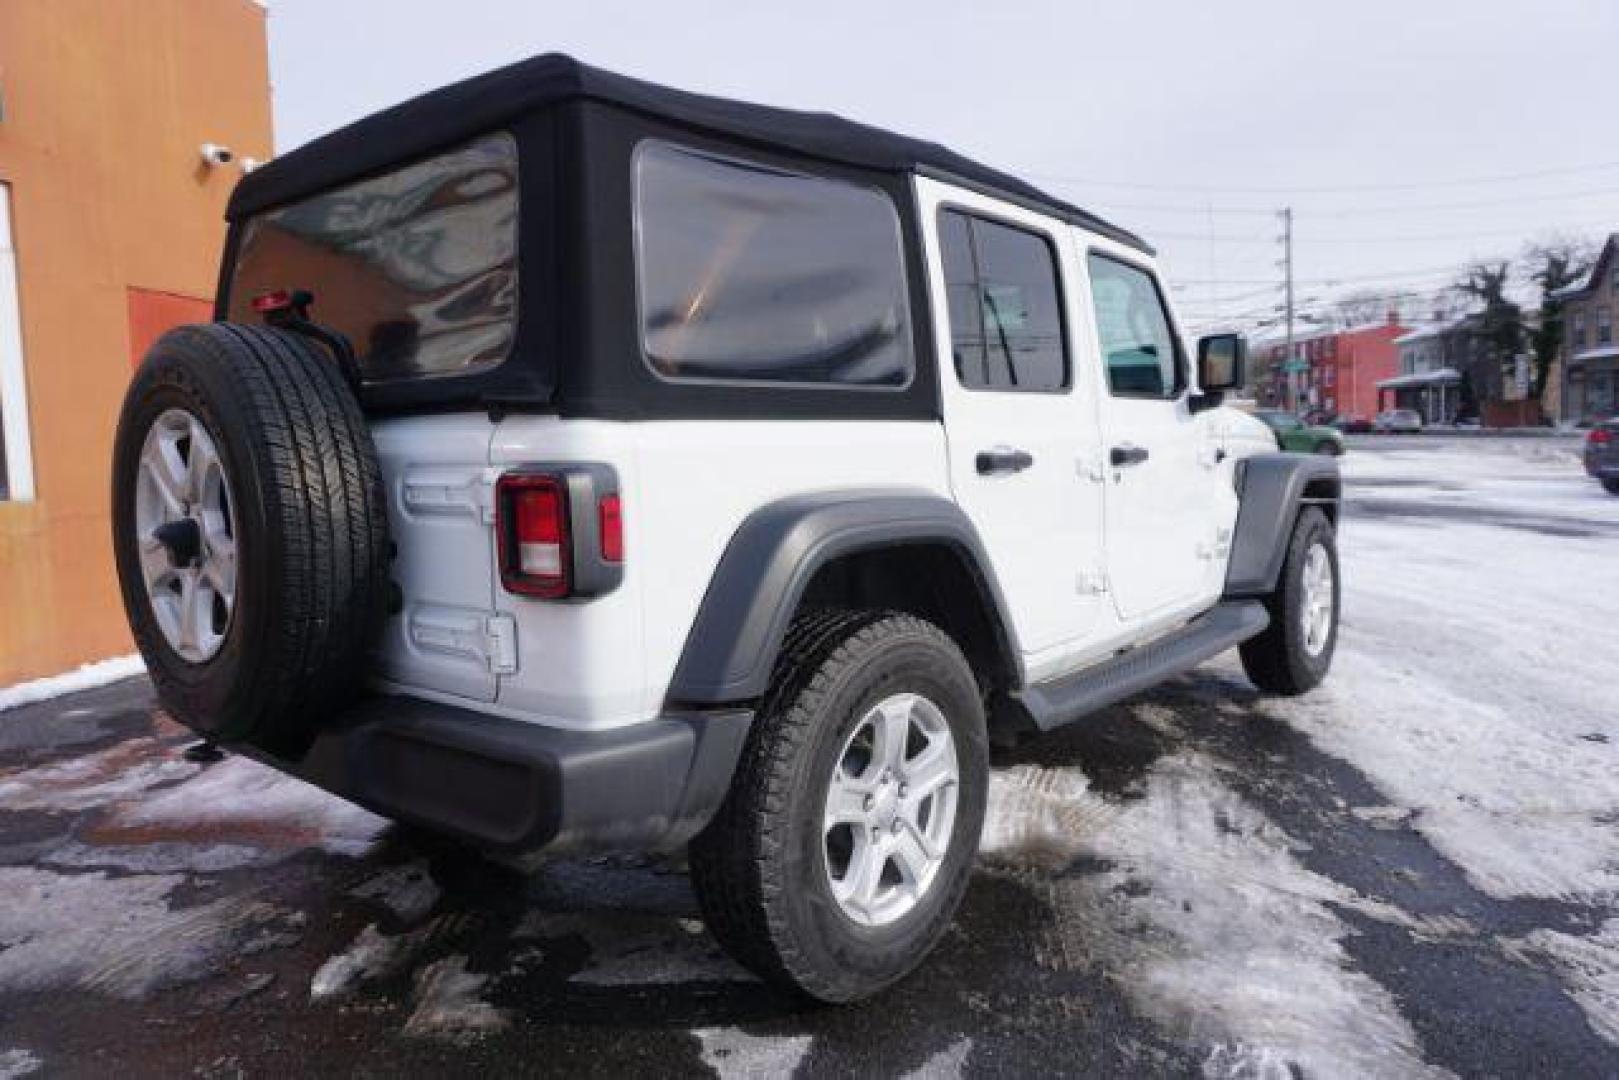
[239,696,752,855]
[1585,457,1619,479]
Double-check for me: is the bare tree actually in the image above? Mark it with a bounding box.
[1522,237,1597,404]
[1330,288,1394,328]
[1451,262,1523,419]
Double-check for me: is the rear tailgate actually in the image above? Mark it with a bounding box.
[369,414,504,703]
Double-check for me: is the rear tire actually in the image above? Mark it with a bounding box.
[1603,478,1619,496]
[111,323,389,748]
[689,611,987,1003]
[1240,507,1339,695]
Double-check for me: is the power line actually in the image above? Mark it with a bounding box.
[1020,158,1619,195]
[1084,185,1619,220]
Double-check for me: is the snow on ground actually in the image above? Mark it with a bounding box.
[103,753,387,857]
[1267,443,1619,904]
[983,750,1444,1080]
[0,655,145,713]
[0,865,302,998]
[0,1049,41,1079]
[1502,919,1619,1045]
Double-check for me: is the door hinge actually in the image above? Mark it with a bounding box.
[1076,568,1109,595]
[485,614,518,675]
[1197,527,1233,561]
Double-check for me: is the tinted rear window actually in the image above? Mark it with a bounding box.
[635,141,912,387]
[228,134,518,383]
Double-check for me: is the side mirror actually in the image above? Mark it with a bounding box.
[1197,332,1246,393]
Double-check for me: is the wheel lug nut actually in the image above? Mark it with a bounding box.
[898,783,909,798]
[891,819,903,834]
[862,794,875,812]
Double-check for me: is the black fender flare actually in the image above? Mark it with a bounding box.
[1223,453,1341,598]
[666,489,1023,704]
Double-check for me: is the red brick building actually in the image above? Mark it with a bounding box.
[1255,314,1405,420]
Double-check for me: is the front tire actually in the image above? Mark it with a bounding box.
[689,611,987,1003]
[1239,507,1339,695]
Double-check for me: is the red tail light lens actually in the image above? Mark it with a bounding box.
[496,474,569,598]
[599,494,624,563]
[1591,427,1613,445]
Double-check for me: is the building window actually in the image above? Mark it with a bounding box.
[1572,310,1586,348]
[636,142,913,387]
[1598,308,1613,346]
[0,182,35,502]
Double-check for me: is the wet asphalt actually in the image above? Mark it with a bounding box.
[0,436,1614,1078]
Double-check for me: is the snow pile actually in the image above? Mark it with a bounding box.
[402,955,509,1041]
[983,752,1443,1080]
[692,1026,813,1079]
[310,923,417,1001]
[0,655,145,713]
[898,1037,972,1079]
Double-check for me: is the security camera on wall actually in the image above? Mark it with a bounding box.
[198,143,234,168]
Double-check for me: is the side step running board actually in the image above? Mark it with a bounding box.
[1014,601,1269,731]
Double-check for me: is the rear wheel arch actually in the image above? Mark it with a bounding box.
[665,492,1022,708]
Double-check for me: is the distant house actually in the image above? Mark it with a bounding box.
[1251,313,1404,418]
[1383,319,1469,424]
[1552,232,1618,425]
[1384,308,1545,426]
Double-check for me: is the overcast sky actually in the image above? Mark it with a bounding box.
[264,0,1619,333]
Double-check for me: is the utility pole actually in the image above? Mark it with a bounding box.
[1279,206,1295,411]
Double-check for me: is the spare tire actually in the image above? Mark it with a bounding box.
[111,322,390,747]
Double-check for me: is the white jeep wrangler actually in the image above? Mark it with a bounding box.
[111,55,1339,1003]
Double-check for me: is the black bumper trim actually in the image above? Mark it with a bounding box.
[245,695,752,855]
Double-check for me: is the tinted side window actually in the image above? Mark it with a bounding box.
[635,142,912,387]
[229,134,518,383]
[1087,253,1183,399]
[937,210,1068,392]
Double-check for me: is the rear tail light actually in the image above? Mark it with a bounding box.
[598,493,624,563]
[496,474,569,598]
[1591,427,1613,445]
[494,467,624,600]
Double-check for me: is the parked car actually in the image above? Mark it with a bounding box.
[1254,410,1346,455]
[109,54,1341,1004]
[1584,420,1619,495]
[1334,414,1373,434]
[1375,408,1424,433]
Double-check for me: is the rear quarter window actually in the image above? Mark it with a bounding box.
[227,133,519,383]
[634,141,913,388]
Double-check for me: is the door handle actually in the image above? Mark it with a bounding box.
[976,447,1035,475]
[1110,444,1150,467]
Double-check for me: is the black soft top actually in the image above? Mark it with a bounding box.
[228,53,1148,253]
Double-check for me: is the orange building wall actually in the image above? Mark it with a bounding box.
[0,0,272,684]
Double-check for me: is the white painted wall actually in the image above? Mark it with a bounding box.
[0,184,36,502]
